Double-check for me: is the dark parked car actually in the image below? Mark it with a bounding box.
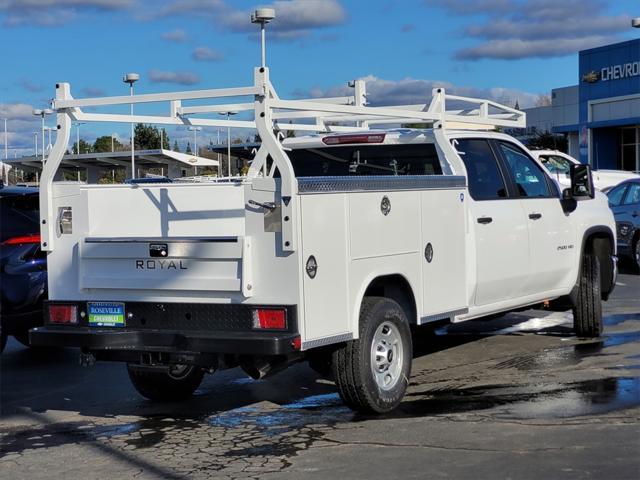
[0,186,46,351]
[606,179,640,272]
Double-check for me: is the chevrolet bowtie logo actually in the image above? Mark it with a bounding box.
[582,70,600,83]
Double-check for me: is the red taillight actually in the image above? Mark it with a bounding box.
[49,304,78,325]
[252,308,287,330]
[2,234,41,246]
[322,133,386,145]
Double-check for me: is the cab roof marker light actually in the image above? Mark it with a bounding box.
[322,133,386,145]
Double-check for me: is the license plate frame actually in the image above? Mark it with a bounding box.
[87,302,126,327]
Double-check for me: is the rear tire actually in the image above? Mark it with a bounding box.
[573,254,603,338]
[332,297,412,414]
[0,332,6,353]
[127,364,204,402]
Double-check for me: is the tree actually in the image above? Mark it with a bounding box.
[173,140,180,152]
[133,124,170,150]
[93,135,122,153]
[526,131,568,152]
[535,95,552,107]
[185,141,192,154]
[514,100,520,110]
[74,139,93,154]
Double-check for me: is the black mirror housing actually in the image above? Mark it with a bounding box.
[570,164,595,199]
[560,188,577,213]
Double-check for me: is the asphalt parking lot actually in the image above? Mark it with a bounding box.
[1,271,639,480]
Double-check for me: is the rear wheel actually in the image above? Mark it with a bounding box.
[573,254,603,338]
[127,364,204,402]
[332,297,412,414]
[0,332,6,353]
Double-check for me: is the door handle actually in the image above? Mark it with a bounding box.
[528,213,542,220]
[477,217,493,224]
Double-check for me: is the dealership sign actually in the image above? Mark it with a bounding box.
[584,61,640,83]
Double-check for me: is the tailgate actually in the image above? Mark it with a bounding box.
[75,182,252,297]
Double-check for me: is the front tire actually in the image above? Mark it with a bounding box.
[332,297,412,414]
[573,254,603,338]
[127,364,204,402]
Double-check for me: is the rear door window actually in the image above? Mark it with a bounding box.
[454,138,508,201]
[287,144,443,177]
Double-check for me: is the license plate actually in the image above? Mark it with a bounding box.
[88,302,125,327]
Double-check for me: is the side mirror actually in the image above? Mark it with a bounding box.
[560,188,577,214]
[570,164,595,199]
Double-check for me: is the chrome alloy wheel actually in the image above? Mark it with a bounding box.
[370,321,404,391]
[635,240,640,269]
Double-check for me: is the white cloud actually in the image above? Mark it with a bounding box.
[192,47,224,62]
[0,0,134,26]
[147,0,346,41]
[161,28,187,42]
[148,69,201,85]
[296,75,541,109]
[428,0,634,60]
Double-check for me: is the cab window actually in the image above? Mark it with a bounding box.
[287,144,443,177]
[498,142,553,198]
[454,139,507,201]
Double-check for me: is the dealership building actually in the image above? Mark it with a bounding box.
[525,38,640,172]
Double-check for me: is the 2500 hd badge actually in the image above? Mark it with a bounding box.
[135,260,188,270]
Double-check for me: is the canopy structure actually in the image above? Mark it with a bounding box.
[4,149,218,184]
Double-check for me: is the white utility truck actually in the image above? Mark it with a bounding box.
[31,57,618,414]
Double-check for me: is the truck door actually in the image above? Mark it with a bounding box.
[455,138,530,306]
[495,141,576,294]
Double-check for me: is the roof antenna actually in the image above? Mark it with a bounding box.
[251,8,276,68]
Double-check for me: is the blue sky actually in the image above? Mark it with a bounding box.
[1,0,638,156]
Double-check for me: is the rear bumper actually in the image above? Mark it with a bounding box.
[29,326,300,356]
[30,301,300,356]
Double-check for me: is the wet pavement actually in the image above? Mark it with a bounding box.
[1,273,639,479]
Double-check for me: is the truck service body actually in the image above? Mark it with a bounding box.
[31,66,618,413]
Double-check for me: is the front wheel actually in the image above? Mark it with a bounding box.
[127,364,204,402]
[332,297,412,414]
[573,254,603,338]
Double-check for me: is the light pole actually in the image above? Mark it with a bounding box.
[33,132,38,157]
[188,126,202,154]
[111,133,117,152]
[251,8,276,68]
[44,127,54,154]
[3,118,7,161]
[219,112,237,176]
[123,73,140,178]
[2,118,7,184]
[74,122,86,154]
[33,108,52,161]
[188,126,202,175]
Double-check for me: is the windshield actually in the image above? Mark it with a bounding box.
[539,154,571,175]
[286,144,443,177]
